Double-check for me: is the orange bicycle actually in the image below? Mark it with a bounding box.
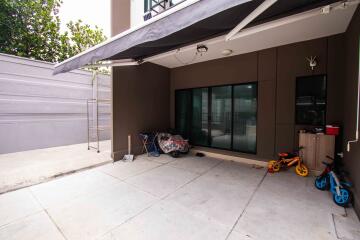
[268,148,309,177]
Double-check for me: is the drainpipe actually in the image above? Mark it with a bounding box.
[346,39,360,152]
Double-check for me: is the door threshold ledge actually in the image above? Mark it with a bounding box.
[190,148,268,167]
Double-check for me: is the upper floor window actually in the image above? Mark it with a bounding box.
[144,0,186,20]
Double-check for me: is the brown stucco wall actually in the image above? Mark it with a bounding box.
[112,63,170,160]
[109,4,359,215]
[343,6,360,216]
[170,36,345,159]
[111,0,131,36]
[276,36,345,153]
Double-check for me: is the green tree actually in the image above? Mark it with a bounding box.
[0,0,63,62]
[58,20,107,62]
[0,0,107,64]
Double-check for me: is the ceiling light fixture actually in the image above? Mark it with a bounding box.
[196,44,208,53]
[320,5,331,14]
[222,49,233,56]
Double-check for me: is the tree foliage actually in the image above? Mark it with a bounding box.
[0,0,107,63]
[59,20,107,61]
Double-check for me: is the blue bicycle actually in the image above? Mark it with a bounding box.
[315,156,352,207]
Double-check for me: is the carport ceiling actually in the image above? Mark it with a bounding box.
[149,2,357,68]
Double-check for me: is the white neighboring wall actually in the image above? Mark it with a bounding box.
[0,53,111,154]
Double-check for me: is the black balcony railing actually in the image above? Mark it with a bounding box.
[143,0,186,21]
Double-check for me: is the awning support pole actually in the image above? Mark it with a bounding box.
[85,61,139,68]
[226,0,278,41]
[228,0,360,41]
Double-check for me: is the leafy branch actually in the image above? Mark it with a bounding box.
[0,0,109,73]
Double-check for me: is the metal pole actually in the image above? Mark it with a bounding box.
[97,98,100,153]
[87,100,90,150]
[96,72,100,153]
[347,37,360,151]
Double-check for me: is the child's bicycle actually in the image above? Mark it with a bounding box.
[315,155,352,207]
[268,148,309,177]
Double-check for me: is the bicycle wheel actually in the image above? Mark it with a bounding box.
[315,175,329,190]
[333,188,351,207]
[295,163,309,177]
[268,160,280,172]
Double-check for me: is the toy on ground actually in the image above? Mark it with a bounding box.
[157,132,190,158]
[315,155,352,207]
[268,148,309,177]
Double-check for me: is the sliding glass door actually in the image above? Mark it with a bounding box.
[210,86,232,149]
[175,83,257,154]
[191,88,209,146]
[175,90,191,139]
[233,84,257,153]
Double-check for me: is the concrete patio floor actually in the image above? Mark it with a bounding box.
[0,154,359,240]
[0,140,111,194]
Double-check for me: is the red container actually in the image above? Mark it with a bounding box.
[326,125,340,136]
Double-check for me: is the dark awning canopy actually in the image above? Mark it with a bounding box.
[54,0,339,74]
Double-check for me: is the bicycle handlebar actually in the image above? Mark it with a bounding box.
[321,161,332,166]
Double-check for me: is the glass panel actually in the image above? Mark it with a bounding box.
[144,0,149,12]
[171,0,184,5]
[191,88,209,146]
[175,90,191,139]
[233,84,257,153]
[211,86,232,149]
[296,75,326,125]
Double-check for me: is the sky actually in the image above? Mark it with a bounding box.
[58,0,111,37]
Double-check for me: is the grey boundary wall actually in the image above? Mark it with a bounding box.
[0,53,111,154]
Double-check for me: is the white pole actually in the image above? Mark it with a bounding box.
[347,38,360,151]
[128,135,131,155]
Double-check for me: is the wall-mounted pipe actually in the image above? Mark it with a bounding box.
[346,38,360,152]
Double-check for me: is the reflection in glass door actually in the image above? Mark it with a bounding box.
[175,90,191,139]
[233,84,257,153]
[210,86,232,149]
[191,88,209,146]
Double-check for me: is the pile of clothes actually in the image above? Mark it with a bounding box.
[157,132,190,157]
